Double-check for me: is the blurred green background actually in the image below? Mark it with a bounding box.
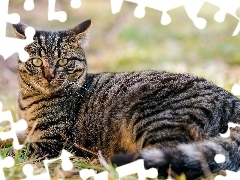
[1,0,240,118]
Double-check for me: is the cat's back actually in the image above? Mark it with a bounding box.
[83,70,237,119]
[74,70,239,157]
[87,70,232,103]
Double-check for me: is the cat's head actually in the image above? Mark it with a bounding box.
[12,20,91,95]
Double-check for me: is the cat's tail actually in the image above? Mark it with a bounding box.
[110,126,240,179]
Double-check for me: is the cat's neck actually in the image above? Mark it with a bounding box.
[18,73,97,110]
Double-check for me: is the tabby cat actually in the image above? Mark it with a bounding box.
[13,20,240,179]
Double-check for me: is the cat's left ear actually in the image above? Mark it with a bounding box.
[12,23,28,39]
[71,19,91,46]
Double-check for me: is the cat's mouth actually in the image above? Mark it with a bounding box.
[44,83,52,88]
[41,81,56,87]
[40,77,64,86]
[35,77,79,94]
[37,79,65,92]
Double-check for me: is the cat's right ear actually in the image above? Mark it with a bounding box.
[12,23,28,39]
[70,20,92,46]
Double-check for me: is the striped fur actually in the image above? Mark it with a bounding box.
[13,20,240,178]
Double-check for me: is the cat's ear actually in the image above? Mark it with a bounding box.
[71,19,91,46]
[12,23,29,39]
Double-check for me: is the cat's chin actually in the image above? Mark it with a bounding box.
[35,84,60,95]
[38,84,72,95]
[38,87,55,95]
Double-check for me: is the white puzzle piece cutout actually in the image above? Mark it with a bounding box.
[70,0,81,9]
[1,0,240,180]
[0,0,35,62]
[232,83,240,96]
[110,0,240,35]
[0,156,15,180]
[21,149,73,180]
[220,122,240,138]
[24,0,35,11]
[0,102,28,150]
[48,0,67,22]
[79,159,158,180]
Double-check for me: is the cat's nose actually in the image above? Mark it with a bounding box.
[45,74,54,82]
[44,68,55,82]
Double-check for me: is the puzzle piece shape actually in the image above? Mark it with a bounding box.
[213,154,230,179]
[220,122,240,138]
[48,0,67,22]
[206,0,240,36]
[0,102,28,150]
[206,0,240,22]
[232,83,240,96]
[24,0,82,21]
[21,164,51,180]
[0,0,83,62]
[79,169,108,180]
[110,0,124,14]
[43,149,73,172]
[1,26,35,62]
[0,0,30,61]
[215,170,240,180]
[0,0,20,38]
[110,0,240,35]
[111,0,207,28]
[23,0,81,22]
[24,0,35,11]
[214,154,226,163]
[0,156,14,180]
[116,159,158,180]
[21,149,73,180]
[183,0,207,29]
[70,0,81,9]
[217,122,240,179]
[0,0,35,61]
[1,1,240,180]
[79,159,158,180]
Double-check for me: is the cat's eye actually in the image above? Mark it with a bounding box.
[32,58,43,67]
[58,59,68,66]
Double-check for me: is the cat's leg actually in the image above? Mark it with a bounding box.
[111,126,240,179]
[26,140,64,159]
